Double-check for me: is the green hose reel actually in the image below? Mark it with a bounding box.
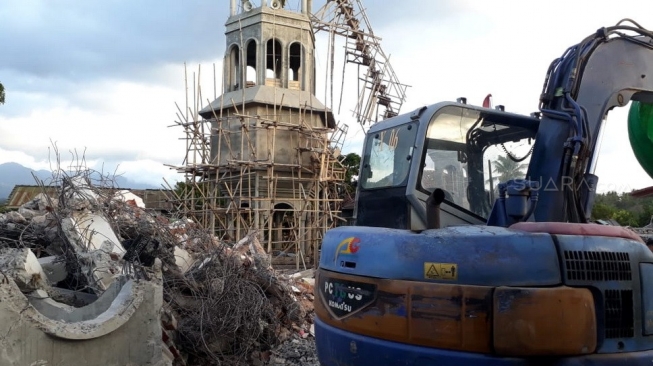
[628,101,653,179]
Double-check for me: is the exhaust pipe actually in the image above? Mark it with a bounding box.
[426,188,446,229]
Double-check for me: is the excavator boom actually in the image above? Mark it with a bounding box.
[523,21,653,224]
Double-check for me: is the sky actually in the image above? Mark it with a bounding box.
[1,0,653,193]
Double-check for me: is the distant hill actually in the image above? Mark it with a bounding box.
[0,162,158,199]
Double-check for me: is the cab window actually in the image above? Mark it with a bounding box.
[360,123,418,189]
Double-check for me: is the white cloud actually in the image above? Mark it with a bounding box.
[0,62,224,186]
[1,1,653,193]
[0,147,52,170]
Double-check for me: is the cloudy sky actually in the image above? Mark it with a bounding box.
[1,0,652,193]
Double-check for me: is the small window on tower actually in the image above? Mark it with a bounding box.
[266,39,282,87]
[246,40,257,87]
[229,45,240,91]
[289,42,303,90]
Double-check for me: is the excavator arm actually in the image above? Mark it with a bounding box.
[495,20,653,224]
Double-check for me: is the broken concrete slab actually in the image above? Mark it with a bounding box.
[37,256,68,284]
[4,211,27,225]
[61,211,127,292]
[75,241,123,292]
[289,269,315,280]
[113,190,146,208]
[174,246,195,274]
[48,287,98,307]
[301,278,315,287]
[63,212,125,256]
[28,276,131,325]
[61,175,100,211]
[18,207,37,220]
[0,269,170,366]
[0,248,49,292]
[31,214,53,228]
[20,193,58,212]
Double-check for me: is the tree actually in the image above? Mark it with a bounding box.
[0,82,4,105]
[341,152,361,193]
[591,191,653,227]
[492,155,528,182]
[613,209,639,227]
[591,202,616,221]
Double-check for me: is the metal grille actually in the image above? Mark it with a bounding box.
[605,289,634,339]
[563,251,631,281]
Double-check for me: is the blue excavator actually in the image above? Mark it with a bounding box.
[314,19,653,365]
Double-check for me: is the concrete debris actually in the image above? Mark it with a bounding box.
[23,192,59,212]
[4,211,27,225]
[0,248,49,292]
[289,268,315,280]
[173,246,195,274]
[0,169,318,366]
[631,226,653,245]
[113,189,146,208]
[62,175,101,210]
[262,335,320,366]
[37,256,68,283]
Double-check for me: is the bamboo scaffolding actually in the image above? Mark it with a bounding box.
[168,36,347,269]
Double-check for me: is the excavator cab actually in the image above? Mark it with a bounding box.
[355,102,539,231]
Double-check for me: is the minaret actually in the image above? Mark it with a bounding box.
[199,0,334,165]
[197,0,338,266]
[221,0,317,94]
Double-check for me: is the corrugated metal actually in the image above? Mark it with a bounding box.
[6,186,58,208]
[631,186,653,198]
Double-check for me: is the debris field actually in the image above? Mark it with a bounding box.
[0,170,317,366]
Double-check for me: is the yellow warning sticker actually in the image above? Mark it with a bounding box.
[424,262,458,280]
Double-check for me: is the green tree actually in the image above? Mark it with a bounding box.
[489,155,528,183]
[591,202,616,221]
[0,82,4,105]
[590,191,653,227]
[637,201,653,227]
[613,209,639,227]
[341,152,361,193]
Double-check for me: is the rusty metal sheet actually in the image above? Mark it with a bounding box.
[493,286,596,356]
[315,269,493,354]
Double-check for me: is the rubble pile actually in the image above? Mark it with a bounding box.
[263,334,320,366]
[0,171,317,366]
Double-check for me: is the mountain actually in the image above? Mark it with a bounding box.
[0,162,158,200]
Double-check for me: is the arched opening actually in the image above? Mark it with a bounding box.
[272,203,294,247]
[246,40,258,87]
[228,45,241,91]
[288,42,303,90]
[266,39,282,87]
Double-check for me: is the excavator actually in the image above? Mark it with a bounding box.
[314,19,653,365]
